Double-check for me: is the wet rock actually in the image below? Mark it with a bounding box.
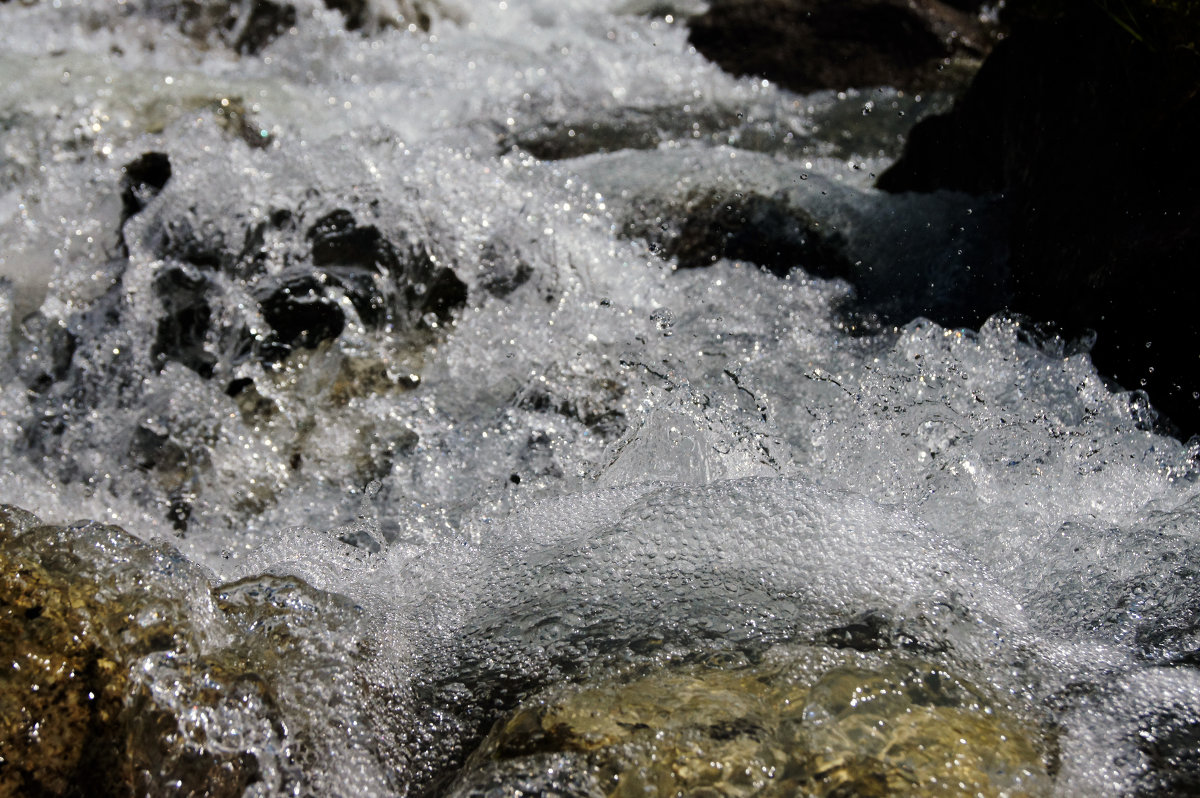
[209,96,274,149]
[1136,614,1200,668]
[125,201,468,370]
[476,240,533,297]
[256,271,347,361]
[151,263,217,377]
[329,354,421,405]
[161,0,298,54]
[0,505,410,796]
[0,507,242,797]
[15,311,76,393]
[503,106,744,160]
[119,152,172,223]
[622,189,853,278]
[452,645,1052,797]
[143,209,233,272]
[324,0,433,31]
[687,0,998,95]
[820,609,897,652]
[1134,707,1200,797]
[305,208,467,330]
[876,2,1200,433]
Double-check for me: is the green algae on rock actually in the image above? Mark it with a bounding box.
[452,645,1053,798]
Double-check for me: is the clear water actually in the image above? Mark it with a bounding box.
[1,1,1198,795]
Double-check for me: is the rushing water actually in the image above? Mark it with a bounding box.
[2,1,1199,795]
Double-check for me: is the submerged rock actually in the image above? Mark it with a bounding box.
[129,199,468,371]
[142,0,299,54]
[620,188,852,278]
[324,0,438,31]
[452,645,1053,797]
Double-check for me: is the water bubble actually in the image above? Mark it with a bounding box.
[650,307,675,335]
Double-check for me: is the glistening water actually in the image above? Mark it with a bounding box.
[1,1,1198,796]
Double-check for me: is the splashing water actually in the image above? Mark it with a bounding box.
[1,1,1198,795]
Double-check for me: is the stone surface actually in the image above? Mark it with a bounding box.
[876,1,1200,434]
[453,645,1053,797]
[0,505,407,796]
[128,198,468,372]
[687,0,998,94]
[0,505,242,797]
[151,0,299,54]
[620,188,852,278]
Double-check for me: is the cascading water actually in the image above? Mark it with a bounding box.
[1,1,1198,796]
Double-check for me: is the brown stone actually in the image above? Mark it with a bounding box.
[455,645,1053,797]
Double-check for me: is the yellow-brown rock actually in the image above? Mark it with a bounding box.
[459,646,1053,797]
[0,506,251,798]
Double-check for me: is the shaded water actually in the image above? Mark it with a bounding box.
[1,1,1198,795]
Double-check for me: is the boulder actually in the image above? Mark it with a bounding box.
[126,200,468,371]
[451,645,1053,797]
[146,0,299,54]
[687,0,998,95]
[877,1,1200,433]
[0,505,408,796]
[0,506,253,797]
[619,188,852,278]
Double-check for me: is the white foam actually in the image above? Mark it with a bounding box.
[0,0,1198,793]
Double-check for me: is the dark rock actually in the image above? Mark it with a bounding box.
[1136,613,1200,668]
[147,212,232,271]
[820,609,895,651]
[127,203,467,369]
[688,0,997,95]
[129,422,187,474]
[622,189,853,278]
[16,312,77,393]
[119,152,172,221]
[415,261,469,322]
[151,263,217,377]
[172,0,298,54]
[477,240,533,298]
[305,208,467,328]
[256,270,347,360]
[877,3,1200,433]
[1134,707,1200,797]
[323,0,432,31]
[502,106,743,160]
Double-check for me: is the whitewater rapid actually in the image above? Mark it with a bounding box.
[1,1,1198,795]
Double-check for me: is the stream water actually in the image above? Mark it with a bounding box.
[1,1,1199,795]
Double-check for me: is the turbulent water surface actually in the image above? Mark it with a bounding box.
[1,1,1199,796]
